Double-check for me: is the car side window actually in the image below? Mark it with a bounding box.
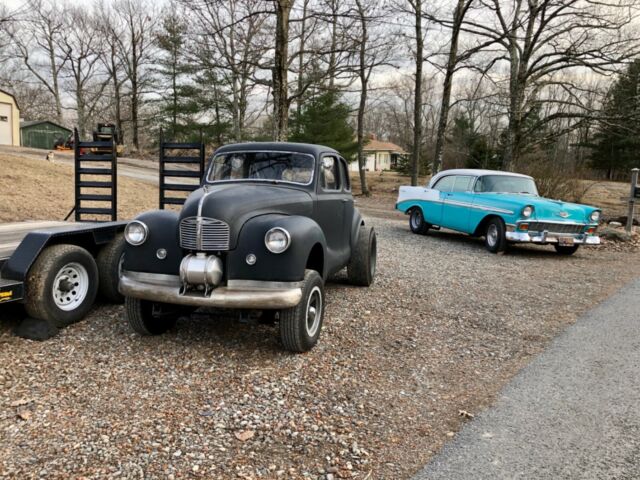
[320,156,341,191]
[339,158,351,191]
[433,175,456,192]
[474,177,484,192]
[452,176,474,193]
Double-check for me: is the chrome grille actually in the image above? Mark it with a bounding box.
[180,217,230,251]
[527,222,585,235]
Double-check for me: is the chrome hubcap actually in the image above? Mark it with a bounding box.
[305,286,322,337]
[52,262,89,311]
[487,224,498,247]
[411,210,422,229]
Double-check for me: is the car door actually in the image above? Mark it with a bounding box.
[338,157,354,251]
[441,175,475,233]
[314,154,347,264]
[427,175,456,226]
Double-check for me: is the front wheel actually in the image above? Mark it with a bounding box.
[485,218,507,253]
[409,208,430,234]
[279,270,325,353]
[24,244,99,328]
[554,244,580,255]
[125,297,181,335]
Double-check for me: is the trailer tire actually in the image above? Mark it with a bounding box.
[24,244,99,328]
[97,234,125,304]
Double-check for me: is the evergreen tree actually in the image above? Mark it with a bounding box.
[589,60,640,179]
[289,90,358,160]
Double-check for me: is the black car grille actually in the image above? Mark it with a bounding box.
[527,222,585,235]
[180,217,230,251]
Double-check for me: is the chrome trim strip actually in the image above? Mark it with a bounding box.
[517,220,594,226]
[227,279,304,289]
[444,199,514,215]
[122,270,182,287]
[119,273,303,309]
[506,232,601,245]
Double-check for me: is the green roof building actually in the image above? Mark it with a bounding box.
[20,120,72,150]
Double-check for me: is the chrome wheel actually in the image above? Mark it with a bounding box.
[486,224,498,248]
[52,262,89,311]
[410,209,422,230]
[305,286,323,337]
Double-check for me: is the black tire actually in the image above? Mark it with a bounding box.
[554,244,580,255]
[347,225,377,286]
[24,244,99,328]
[409,207,430,234]
[125,296,179,335]
[484,217,507,253]
[97,233,125,304]
[279,270,324,353]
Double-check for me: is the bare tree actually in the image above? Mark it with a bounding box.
[96,0,128,142]
[60,7,109,137]
[273,0,295,141]
[9,0,69,124]
[467,0,640,170]
[113,0,157,150]
[349,0,393,195]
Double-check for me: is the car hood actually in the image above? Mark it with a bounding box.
[180,182,313,249]
[476,193,599,223]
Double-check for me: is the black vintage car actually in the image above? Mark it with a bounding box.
[119,142,377,352]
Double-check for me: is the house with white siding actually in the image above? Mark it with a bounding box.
[350,135,408,172]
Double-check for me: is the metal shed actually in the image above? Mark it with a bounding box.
[20,120,71,150]
[0,89,20,146]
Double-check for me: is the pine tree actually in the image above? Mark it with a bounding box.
[589,60,640,179]
[289,91,358,161]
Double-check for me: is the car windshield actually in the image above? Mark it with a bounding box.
[207,151,315,185]
[475,175,538,195]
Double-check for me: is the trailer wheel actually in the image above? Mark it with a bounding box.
[24,244,99,328]
[97,234,125,304]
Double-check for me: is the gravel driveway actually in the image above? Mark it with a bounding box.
[1,213,638,479]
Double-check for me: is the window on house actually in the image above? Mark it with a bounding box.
[0,116,8,122]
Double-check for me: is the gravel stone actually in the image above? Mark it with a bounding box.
[0,207,638,479]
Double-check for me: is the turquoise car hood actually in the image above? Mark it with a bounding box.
[476,193,599,223]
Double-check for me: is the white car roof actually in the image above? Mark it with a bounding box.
[428,169,532,187]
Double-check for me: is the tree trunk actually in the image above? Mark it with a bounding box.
[273,0,293,141]
[355,0,369,196]
[433,0,464,174]
[296,0,309,122]
[328,0,338,89]
[411,0,423,186]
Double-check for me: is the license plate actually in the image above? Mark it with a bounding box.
[558,237,575,246]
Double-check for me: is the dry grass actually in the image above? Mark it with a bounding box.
[0,153,157,222]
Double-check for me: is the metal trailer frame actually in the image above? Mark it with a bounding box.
[158,130,205,209]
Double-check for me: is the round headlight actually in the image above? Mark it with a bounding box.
[522,206,534,218]
[125,221,148,246]
[589,210,600,223]
[265,227,290,254]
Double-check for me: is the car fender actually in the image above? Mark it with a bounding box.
[121,210,182,275]
[227,214,327,282]
[350,210,365,249]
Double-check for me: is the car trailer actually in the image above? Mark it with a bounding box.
[0,132,126,339]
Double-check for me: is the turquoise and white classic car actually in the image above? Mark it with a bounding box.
[396,169,601,255]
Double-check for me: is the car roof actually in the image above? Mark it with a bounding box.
[214,142,339,157]
[430,168,532,185]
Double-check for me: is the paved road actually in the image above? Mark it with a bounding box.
[414,277,640,480]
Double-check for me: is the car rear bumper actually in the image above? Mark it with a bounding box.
[119,271,303,309]
[506,231,600,245]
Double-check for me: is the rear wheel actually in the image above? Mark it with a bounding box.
[485,218,507,253]
[409,208,430,234]
[24,244,99,328]
[347,225,377,286]
[554,244,580,255]
[279,270,325,353]
[125,297,181,335]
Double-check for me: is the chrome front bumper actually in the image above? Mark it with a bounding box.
[119,271,303,309]
[506,231,600,245]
